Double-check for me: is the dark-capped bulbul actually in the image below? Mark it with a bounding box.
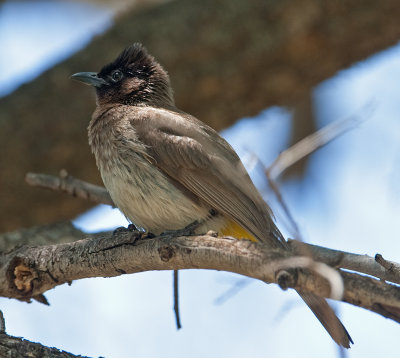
[72,43,352,347]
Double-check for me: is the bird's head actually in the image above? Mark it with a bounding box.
[72,43,174,107]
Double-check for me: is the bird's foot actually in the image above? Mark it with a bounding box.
[160,220,202,238]
[112,224,138,236]
[140,231,156,239]
[112,224,144,245]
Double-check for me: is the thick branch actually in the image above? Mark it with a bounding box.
[0,332,89,358]
[1,228,400,324]
[23,173,400,298]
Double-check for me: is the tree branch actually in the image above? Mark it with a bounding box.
[25,170,113,206]
[0,332,90,358]
[1,226,400,324]
[266,109,368,180]
[290,240,400,285]
[0,221,100,253]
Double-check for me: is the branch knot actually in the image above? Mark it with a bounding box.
[159,244,176,262]
[7,257,37,295]
[276,269,298,291]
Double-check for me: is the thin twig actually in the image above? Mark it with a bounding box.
[263,108,371,238]
[25,170,113,206]
[267,106,371,180]
[266,173,302,240]
[173,270,182,329]
[375,254,400,278]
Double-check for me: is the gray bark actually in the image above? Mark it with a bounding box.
[1,223,400,324]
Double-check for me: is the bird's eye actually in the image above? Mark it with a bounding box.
[135,70,146,79]
[110,70,123,83]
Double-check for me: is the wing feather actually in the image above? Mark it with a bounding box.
[132,109,285,248]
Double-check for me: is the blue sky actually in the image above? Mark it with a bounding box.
[0,0,112,97]
[1,1,400,357]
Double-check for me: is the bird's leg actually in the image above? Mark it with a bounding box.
[160,220,203,238]
[140,231,156,239]
[111,223,154,244]
[127,224,137,231]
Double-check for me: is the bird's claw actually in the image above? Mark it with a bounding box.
[140,231,156,239]
[112,223,138,236]
[160,220,201,237]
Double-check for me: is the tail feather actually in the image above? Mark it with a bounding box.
[298,292,353,348]
[218,217,352,347]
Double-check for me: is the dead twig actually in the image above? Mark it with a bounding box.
[375,254,400,278]
[25,170,113,206]
[267,107,371,180]
[173,270,182,329]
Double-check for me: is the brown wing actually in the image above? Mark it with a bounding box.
[132,108,285,248]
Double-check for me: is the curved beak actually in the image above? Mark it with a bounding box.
[71,72,108,87]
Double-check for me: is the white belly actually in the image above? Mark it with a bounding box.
[101,161,210,234]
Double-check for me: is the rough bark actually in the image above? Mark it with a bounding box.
[1,223,400,325]
[0,221,98,253]
[1,0,399,231]
[0,332,90,358]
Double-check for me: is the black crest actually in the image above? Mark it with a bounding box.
[98,43,154,77]
[94,43,174,107]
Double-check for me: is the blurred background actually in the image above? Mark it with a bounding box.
[1,0,400,357]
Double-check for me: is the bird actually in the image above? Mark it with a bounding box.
[71,43,352,347]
